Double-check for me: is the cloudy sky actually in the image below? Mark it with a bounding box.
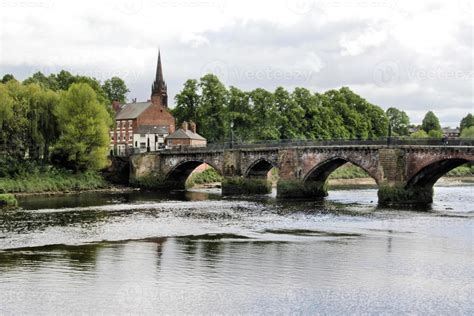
[0,0,472,126]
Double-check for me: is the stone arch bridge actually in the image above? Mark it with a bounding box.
[129,140,474,204]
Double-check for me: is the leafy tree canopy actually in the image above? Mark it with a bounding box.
[421,111,441,133]
[460,113,474,132]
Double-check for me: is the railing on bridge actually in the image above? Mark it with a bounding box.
[157,137,474,153]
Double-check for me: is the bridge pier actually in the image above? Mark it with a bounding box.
[221,177,272,195]
[378,185,434,205]
[276,179,327,199]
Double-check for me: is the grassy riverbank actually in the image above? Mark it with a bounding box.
[186,169,223,188]
[0,169,108,194]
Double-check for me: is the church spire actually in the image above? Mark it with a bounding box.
[151,49,168,107]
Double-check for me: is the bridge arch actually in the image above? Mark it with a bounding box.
[304,157,379,185]
[406,158,472,189]
[244,158,278,179]
[164,159,222,189]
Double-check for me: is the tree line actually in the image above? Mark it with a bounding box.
[1,71,473,175]
[173,74,473,142]
[0,72,128,173]
[173,74,390,143]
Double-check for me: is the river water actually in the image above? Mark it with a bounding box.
[0,184,473,315]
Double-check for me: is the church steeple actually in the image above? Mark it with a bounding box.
[151,50,168,107]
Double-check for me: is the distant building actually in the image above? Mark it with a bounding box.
[166,121,206,148]
[408,127,420,134]
[133,125,169,153]
[442,127,460,138]
[110,51,175,155]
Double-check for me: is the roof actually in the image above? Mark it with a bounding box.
[442,127,460,133]
[166,128,206,141]
[115,102,151,120]
[136,125,169,135]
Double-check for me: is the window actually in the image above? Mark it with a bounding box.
[140,142,146,149]
[123,135,126,141]
[128,120,133,127]
[129,135,133,140]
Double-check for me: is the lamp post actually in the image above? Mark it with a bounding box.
[387,121,392,146]
[230,121,234,149]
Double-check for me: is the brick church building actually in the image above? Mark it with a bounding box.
[110,51,176,155]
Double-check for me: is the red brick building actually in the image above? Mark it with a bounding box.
[110,51,176,155]
[166,121,206,148]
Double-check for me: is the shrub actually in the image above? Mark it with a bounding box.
[222,177,271,195]
[0,194,18,208]
[186,168,222,188]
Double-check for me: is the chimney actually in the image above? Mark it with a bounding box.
[112,100,121,113]
[190,122,197,133]
[182,121,188,131]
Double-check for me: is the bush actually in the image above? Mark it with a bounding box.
[186,168,222,188]
[328,163,369,179]
[0,167,107,193]
[446,163,474,177]
[0,194,18,208]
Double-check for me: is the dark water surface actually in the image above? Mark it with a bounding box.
[1,185,473,314]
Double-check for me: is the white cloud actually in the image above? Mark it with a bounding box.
[0,0,472,127]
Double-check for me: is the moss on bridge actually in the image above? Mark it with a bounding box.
[378,184,434,205]
[222,177,272,195]
[277,179,327,199]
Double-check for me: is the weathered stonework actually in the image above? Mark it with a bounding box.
[128,145,474,204]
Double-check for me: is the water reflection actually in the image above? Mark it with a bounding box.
[0,186,472,314]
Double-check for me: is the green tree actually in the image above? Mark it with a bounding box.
[53,83,111,171]
[410,129,429,138]
[23,71,58,90]
[173,79,200,126]
[428,129,443,138]
[198,74,228,142]
[1,74,15,83]
[2,80,33,158]
[421,111,441,133]
[102,77,129,103]
[386,107,410,136]
[326,88,368,139]
[460,126,474,138]
[250,88,280,140]
[0,84,15,153]
[56,70,76,90]
[316,93,348,139]
[460,113,474,132]
[227,86,253,142]
[274,87,304,140]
